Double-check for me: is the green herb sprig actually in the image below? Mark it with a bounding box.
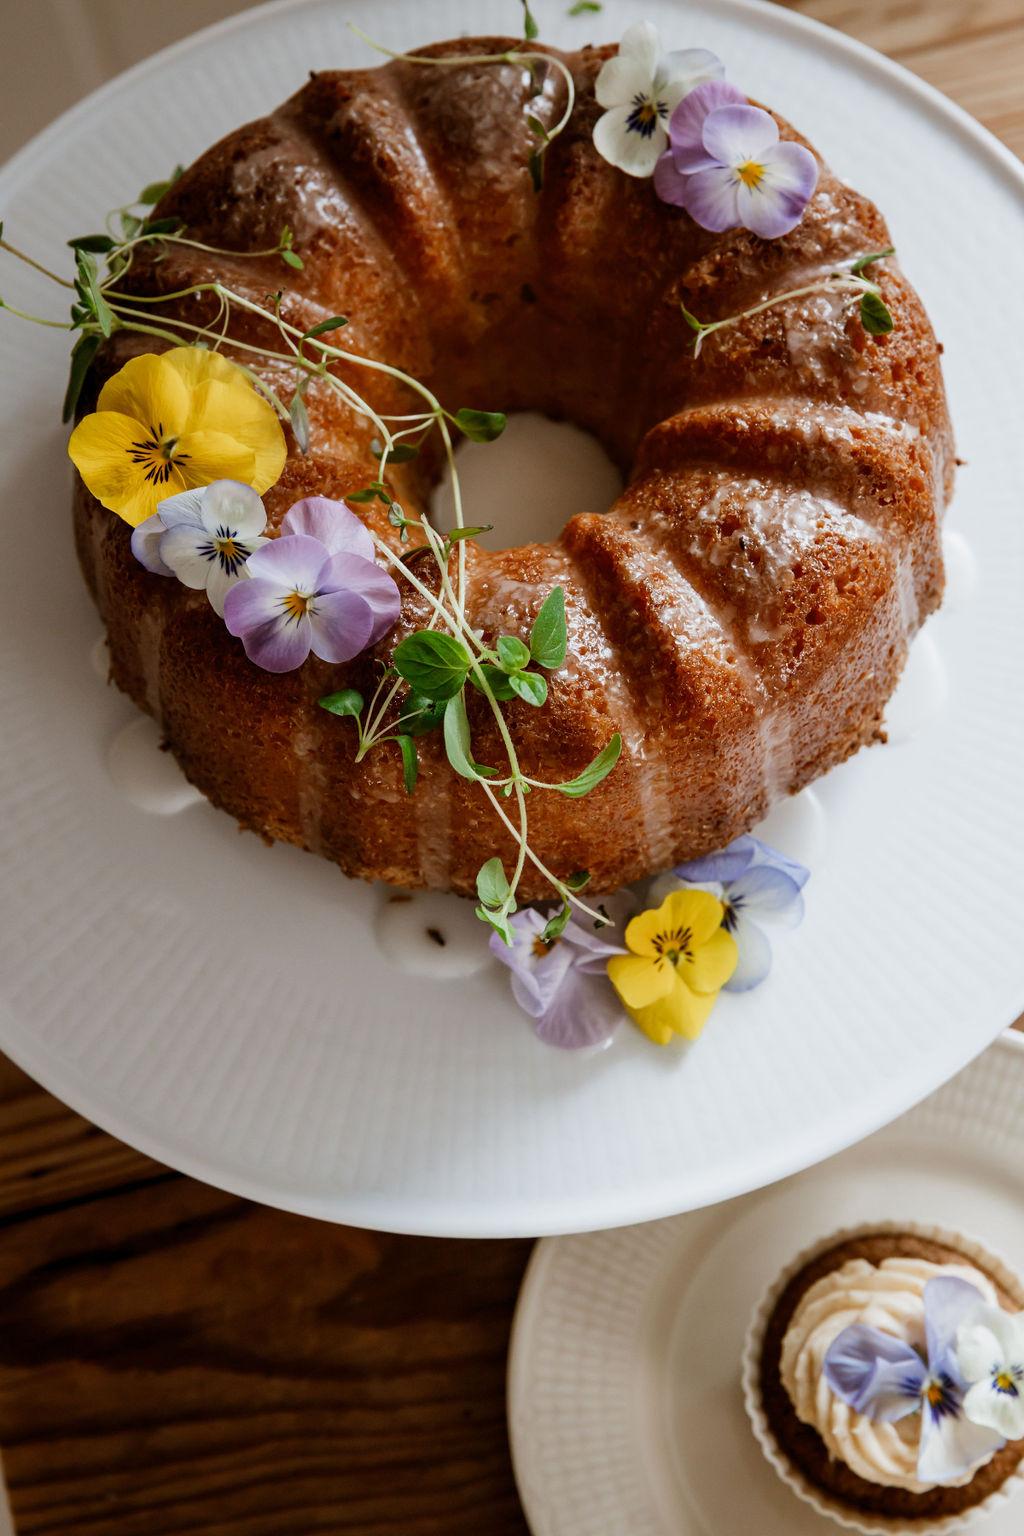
[680,248,896,357]
[0,69,618,943]
[320,580,621,941]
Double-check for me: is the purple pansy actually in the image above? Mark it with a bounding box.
[825,1277,1007,1485]
[490,908,625,1050]
[650,834,807,992]
[131,480,270,616]
[653,79,818,238]
[223,496,401,673]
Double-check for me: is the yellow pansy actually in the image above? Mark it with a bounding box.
[607,889,737,1046]
[68,346,286,527]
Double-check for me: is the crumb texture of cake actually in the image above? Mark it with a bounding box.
[759,1232,1024,1522]
[75,36,953,896]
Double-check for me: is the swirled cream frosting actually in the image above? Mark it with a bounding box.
[780,1255,997,1492]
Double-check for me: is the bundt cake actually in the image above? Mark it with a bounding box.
[74,34,951,899]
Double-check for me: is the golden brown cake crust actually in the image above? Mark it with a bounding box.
[759,1234,1024,1520]
[76,37,953,896]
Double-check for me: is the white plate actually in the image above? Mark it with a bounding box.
[508,1030,1024,1535]
[0,0,1023,1237]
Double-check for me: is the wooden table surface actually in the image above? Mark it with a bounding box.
[1,3,1021,1531]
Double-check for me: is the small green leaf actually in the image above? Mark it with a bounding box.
[392,733,418,794]
[568,0,602,12]
[476,905,515,946]
[74,249,114,338]
[62,333,101,423]
[402,693,446,737]
[566,869,591,891]
[520,0,540,39]
[680,302,704,333]
[446,524,492,542]
[393,631,472,700]
[389,504,414,539]
[138,166,183,205]
[303,315,348,338]
[508,670,548,707]
[541,902,572,944]
[850,246,895,274]
[443,691,479,780]
[528,147,545,193]
[140,216,183,235]
[469,663,518,702]
[318,689,364,718]
[526,114,549,142]
[497,634,531,673]
[476,856,511,909]
[529,586,567,669]
[347,480,390,505]
[120,211,143,239]
[860,290,894,336]
[371,438,419,464]
[554,733,622,797]
[67,234,115,253]
[281,248,304,270]
[289,390,310,453]
[454,407,507,443]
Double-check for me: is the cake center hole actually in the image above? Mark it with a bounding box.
[431,412,624,552]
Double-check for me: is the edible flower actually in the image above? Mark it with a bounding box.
[825,1277,1007,1485]
[593,21,724,178]
[490,908,626,1050]
[68,346,286,527]
[607,889,737,1045]
[653,79,818,237]
[957,1304,1024,1440]
[131,480,269,615]
[223,496,400,672]
[649,834,808,991]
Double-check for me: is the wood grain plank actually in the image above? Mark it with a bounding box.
[779,0,1023,58]
[0,1145,531,1534]
[901,25,1024,155]
[0,1058,163,1220]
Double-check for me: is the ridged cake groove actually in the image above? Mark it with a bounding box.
[73,36,953,898]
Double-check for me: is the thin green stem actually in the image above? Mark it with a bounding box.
[688,261,884,356]
[0,238,75,288]
[0,302,73,329]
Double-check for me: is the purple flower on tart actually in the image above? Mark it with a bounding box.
[131,479,269,616]
[223,496,401,673]
[489,908,625,1050]
[648,834,808,991]
[653,79,818,237]
[824,1277,1008,1485]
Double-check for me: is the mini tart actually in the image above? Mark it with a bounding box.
[742,1222,1024,1534]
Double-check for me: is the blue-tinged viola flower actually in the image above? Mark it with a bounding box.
[653,79,818,237]
[490,908,625,1050]
[223,496,400,673]
[957,1305,1024,1440]
[593,21,724,179]
[825,1277,1007,1486]
[649,834,808,992]
[131,480,269,616]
